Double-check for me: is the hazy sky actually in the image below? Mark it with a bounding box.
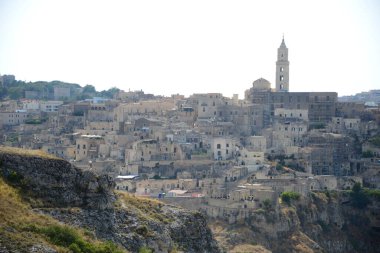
[0,0,379,98]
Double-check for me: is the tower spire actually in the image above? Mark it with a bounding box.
[276,36,289,92]
[280,34,287,48]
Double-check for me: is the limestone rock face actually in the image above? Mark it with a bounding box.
[41,205,220,253]
[0,150,221,253]
[211,192,380,253]
[0,152,115,209]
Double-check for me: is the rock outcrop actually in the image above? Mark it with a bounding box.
[210,191,380,253]
[0,147,220,253]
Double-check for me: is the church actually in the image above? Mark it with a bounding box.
[245,37,337,127]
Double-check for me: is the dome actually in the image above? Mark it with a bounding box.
[252,78,271,90]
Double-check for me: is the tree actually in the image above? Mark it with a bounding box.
[350,182,370,209]
[99,87,120,98]
[82,85,96,94]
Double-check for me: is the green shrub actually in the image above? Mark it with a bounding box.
[7,170,24,184]
[28,225,123,253]
[350,183,370,209]
[362,150,375,158]
[364,188,380,200]
[369,136,380,148]
[281,191,300,204]
[276,164,283,171]
[139,246,153,253]
[262,199,272,210]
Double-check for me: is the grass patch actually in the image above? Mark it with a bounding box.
[116,191,173,224]
[26,224,124,253]
[138,246,153,253]
[0,178,127,252]
[0,146,61,160]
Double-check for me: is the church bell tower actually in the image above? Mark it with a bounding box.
[276,36,289,92]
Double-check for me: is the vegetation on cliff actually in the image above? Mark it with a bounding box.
[0,146,61,160]
[0,178,126,253]
[280,191,301,204]
[0,147,220,253]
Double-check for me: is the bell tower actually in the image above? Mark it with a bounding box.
[276,36,289,92]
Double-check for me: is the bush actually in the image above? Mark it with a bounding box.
[362,150,375,158]
[139,246,153,253]
[7,170,24,184]
[369,136,380,148]
[281,191,300,204]
[29,225,124,253]
[262,199,272,210]
[350,183,370,209]
[364,188,380,200]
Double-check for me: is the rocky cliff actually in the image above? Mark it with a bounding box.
[210,191,380,253]
[0,147,220,253]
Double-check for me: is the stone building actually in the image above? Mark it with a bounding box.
[0,74,15,87]
[307,132,354,176]
[75,134,105,161]
[53,87,71,100]
[0,111,30,126]
[245,38,337,127]
[211,137,236,160]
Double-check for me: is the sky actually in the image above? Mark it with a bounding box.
[0,0,379,98]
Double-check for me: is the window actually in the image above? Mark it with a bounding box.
[226,144,229,147]
[280,67,284,72]
[217,144,221,149]
[280,75,284,81]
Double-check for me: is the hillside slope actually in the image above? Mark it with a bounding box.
[0,147,220,253]
[210,191,380,253]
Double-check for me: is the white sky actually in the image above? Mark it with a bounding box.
[0,0,379,98]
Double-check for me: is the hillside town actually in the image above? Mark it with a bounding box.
[1,38,380,223]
